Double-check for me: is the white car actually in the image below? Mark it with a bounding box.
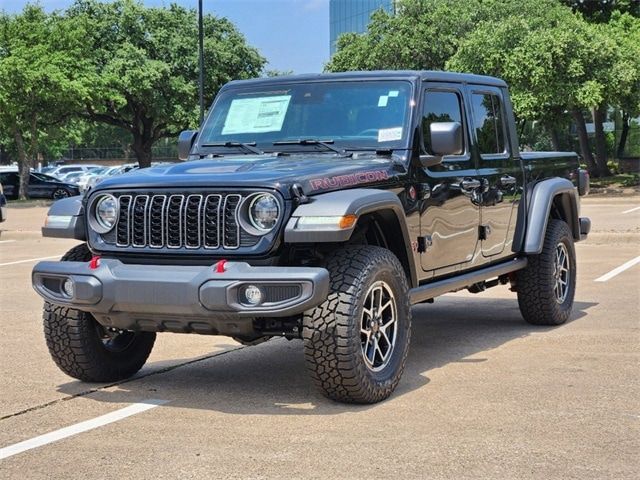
[82,164,139,192]
[47,164,101,180]
[75,167,107,191]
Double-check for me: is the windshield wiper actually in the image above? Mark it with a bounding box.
[201,141,264,155]
[273,139,350,156]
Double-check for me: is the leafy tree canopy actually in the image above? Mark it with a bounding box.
[67,0,265,166]
[0,5,91,197]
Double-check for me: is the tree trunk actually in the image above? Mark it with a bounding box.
[13,129,30,200]
[571,109,598,176]
[591,105,611,177]
[130,135,153,168]
[617,111,630,159]
[549,127,560,151]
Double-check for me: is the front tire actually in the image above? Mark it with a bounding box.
[302,246,411,404]
[43,244,156,382]
[517,219,577,325]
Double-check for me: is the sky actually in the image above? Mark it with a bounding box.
[0,0,331,73]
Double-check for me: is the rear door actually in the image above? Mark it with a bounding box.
[468,85,523,258]
[418,83,480,273]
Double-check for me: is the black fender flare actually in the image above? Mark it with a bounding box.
[41,196,86,240]
[520,178,580,254]
[285,188,418,286]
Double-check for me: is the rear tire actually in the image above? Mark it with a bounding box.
[302,246,411,404]
[517,219,576,325]
[52,188,69,200]
[43,244,156,382]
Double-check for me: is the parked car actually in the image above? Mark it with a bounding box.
[47,164,101,180]
[82,163,139,192]
[0,183,7,222]
[33,71,590,404]
[0,171,80,199]
[76,167,109,192]
[40,166,58,175]
[57,171,87,184]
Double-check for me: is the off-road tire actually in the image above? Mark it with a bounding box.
[302,246,411,404]
[517,219,576,326]
[43,243,156,382]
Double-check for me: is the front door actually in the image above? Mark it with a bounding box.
[418,84,480,273]
[468,85,523,258]
[0,173,18,197]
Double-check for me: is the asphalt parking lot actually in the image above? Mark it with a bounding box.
[0,195,638,479]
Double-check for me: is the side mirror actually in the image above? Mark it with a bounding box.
[178,130,198,161]
[420,121,463,168]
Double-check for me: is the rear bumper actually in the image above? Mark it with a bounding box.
[0,193,7,222]
[579,217,591,241]
[32,259,329,335]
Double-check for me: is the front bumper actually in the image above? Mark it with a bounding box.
[32,259,329,336]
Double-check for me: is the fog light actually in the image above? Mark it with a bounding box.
[244,285,263,305]
[63,278,74,298]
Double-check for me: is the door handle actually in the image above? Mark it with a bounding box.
[460,178,481,191]
[500,175,517,186]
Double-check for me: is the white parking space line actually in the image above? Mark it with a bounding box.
[0,240,16,244]
[595,256,640,282]
[0,399,168,460]
[0,255,61,267]
[622,206,640,214]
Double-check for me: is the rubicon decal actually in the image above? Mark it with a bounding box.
[309,170,390,191]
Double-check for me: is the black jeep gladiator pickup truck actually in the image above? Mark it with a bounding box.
[33,71,590,404]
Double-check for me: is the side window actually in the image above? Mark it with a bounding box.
[0,173,18,184]
[422,90,464,155]
[471,93,506,155]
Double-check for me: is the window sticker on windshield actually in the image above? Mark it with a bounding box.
[378,127,403,142]
[378,95,389,107]
[222,95,291,135]
[388,90,399,97]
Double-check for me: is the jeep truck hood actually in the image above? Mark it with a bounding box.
[95,154,402,198]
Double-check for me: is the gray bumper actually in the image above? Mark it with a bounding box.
[32,259,329,335]
[0,194,6,223]
[580,217,591,241]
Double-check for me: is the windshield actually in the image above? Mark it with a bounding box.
[198,80,413,154]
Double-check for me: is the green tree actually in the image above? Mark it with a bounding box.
[562,0,639,22]
[448,5,620,176]
[68,0,265,167]
[329,0,637,177]
[606,12,640,158]
[327,0,483,72]
[564,1,640,164]
[0,6,90,198]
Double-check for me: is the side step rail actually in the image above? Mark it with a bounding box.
[409,258,528,305]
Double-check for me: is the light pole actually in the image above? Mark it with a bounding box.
[198,0,205,126]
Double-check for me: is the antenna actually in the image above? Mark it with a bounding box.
[198,0,205,126]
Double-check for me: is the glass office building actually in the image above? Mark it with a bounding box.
[330,0,395,54]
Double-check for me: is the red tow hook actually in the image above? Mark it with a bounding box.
[89,256,101,270]
[215,259,228,273]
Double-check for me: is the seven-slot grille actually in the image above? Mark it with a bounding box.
[111,192,252,250]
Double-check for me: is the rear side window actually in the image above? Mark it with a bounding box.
[422,91,464,155]
[471,93,506,155]
[0,173,18,184]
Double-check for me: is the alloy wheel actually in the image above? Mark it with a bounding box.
[360,280,397,372]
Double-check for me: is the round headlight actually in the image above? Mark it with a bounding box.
[94,194,118,232]
[248,193,279,232]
